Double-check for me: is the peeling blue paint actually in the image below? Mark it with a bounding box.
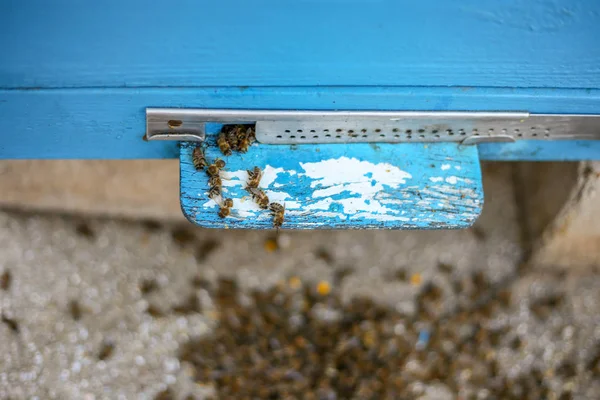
[180,139,483,230]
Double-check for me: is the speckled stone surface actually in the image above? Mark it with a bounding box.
[1,164,599,399]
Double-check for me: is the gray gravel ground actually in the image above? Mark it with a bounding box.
[1,164,600,399]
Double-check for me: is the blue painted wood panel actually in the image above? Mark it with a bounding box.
[1,87,600,160]
[180,140,482,230]
[1,1,599,89]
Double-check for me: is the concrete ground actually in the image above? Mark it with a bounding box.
[1,163,599,399]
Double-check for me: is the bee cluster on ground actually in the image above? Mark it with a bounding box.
[192,125,285,229]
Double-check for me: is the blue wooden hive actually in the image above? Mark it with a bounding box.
[1,1,599,229]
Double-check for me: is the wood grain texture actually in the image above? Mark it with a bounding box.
[180,139,482,230]
[1,1,599,89]
[2,87,600,160]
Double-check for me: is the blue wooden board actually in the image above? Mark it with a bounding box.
[2,87,600,160]
[1,1,599,89]
[180,139,482,230]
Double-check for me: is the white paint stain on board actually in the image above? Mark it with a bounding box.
[197,156,480,225]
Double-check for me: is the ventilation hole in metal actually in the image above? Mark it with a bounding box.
[348,130,354,133]
[514,129,520,133]
[418,129,425,133]
[310,129,316,133]
[394,134,400,138]
[335,135,342,139]
[532,133,538,137]
[517,133,523,137]
[406,129,412,134]
[544,133,550,138]
[407,135,412,139]
[276,135,283,139]
[290,135,296,139]
[392,128,399,133]
[379,134,385,138]
[323,129,329,132]
[432,129,438,134]
[419,134,425,139]
[300,135,306,139]
[361,129,367,133]
[434,134,440,138]
[313,135,319,139]
[336,129,343,133]
[472,129,478,133]
[297,130,303,133]
[284,130,290,133]
[362,134,368,138]
[325,134,331,137]
[375,129,382,133]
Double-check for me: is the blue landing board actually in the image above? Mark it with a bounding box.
[180,141,482,230]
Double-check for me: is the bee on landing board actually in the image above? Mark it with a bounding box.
[206,158,226,177]
[192,146,208,171]
[269,202,285,229]
[246,126,256,143]
[217,132,232,156]
[218,198,234,218]
[247,187,269,209]
[237,127,255,153]
[208,185,222,199]
[246,166,263,189]
[208,175,222,188]
[226,127,240,150]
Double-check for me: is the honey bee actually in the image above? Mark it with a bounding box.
[208,185,221,199]
[192,146,208,171]
[218,198,234,218]
[226,127,239,150]
[248,187,269,209]
[206,158,226,176]
[246,127,256,143]
[270,202,285,229]
[217,132,232,156]
[208,175,222,187]
[246,166,263,189]
[269,202,285,213]
[238,137,250,153]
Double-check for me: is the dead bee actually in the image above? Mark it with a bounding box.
[192,146,208,170]
[1,313,19,334]
[69,299,82,321]
[248,187,269,209]
[246,166,263,189]
[1,269,11,291]
[206,158,226,176]
[218,198,234,218]
[270,202,286,229]
[217,132,232,156]
[98,341,115,361]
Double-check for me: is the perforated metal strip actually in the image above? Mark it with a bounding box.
[145,109,600,144]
